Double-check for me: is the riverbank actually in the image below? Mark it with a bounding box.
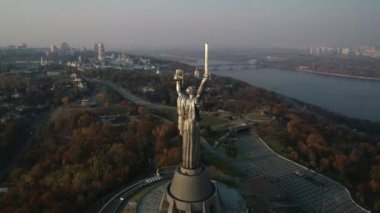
[296,68,380,81]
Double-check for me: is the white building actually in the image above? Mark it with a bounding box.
[341,48,350,55]
[50,44,58,53]
[40,57,47,66]
[310,47,337,56]
[95,42,105,63]
[194,67,200,78]
[355,46,377,57]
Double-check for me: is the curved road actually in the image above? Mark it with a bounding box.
[99,175,164,213]
[86,78,175,111]
[98,167,176,213]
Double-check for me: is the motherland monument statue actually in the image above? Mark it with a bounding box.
[159,43,221,213]
[174,47,209,170]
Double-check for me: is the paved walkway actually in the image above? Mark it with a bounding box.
[137,182,247,213]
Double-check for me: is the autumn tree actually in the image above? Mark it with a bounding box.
[370,165,380,193]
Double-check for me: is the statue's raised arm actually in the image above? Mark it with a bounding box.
[174,69,184,96]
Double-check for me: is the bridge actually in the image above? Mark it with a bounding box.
[194,63,259,71]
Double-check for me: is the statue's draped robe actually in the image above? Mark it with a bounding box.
[177,93,200,169]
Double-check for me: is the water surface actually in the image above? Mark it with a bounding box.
[217,68,380,121]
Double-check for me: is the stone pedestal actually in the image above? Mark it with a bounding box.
[159,166,221,213]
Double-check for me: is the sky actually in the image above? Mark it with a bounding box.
[0,0,379,50]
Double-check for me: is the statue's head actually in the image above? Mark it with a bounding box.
[186,86,196,95]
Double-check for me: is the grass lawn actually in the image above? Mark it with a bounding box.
[244,196,268,213]
[260,129,288,157]
[202,114,230,129]
[151,109,176,121]
[202,147,245,178]
[278,206,305,213]
[246,112,272,122]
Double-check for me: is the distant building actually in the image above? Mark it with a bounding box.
[116,53,130,64]
[142,86,155,93]
[298,65,309,70]
[0,183,11,193]
[110,53,115,60]
[60,42,71,54]
[336,48,341,54]
[40,57,48,66]
[310,47,336,56]
[140,57,150,65]
[95,42,105,63]
[12,89,22,99]
[224,83,233,88]
[73,77,87,89]
[374,51,380,58]
[50,44,58,53]
[341,48,350,55]
[46,71,62,76]
[355,46,377,57]
[81,99,89,107]
[310,47,319,55]
[126,56,135,64]
[19,43,27,49]
[194,67,200,78]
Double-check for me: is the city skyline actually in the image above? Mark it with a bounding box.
[0,0,379,50]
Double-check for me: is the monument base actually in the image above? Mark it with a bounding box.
[159,166,221,213]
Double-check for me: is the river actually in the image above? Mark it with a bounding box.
[216,68,380,121]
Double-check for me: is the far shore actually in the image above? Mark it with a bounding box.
[170,55,380,82]
[296,69,380,81]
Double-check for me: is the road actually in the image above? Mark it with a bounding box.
[99,176,162,213]
[86,78,175,111]
[89,77,368,212]
[98,167,176,213]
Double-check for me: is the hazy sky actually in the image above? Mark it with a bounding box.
[0,0,379,50]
